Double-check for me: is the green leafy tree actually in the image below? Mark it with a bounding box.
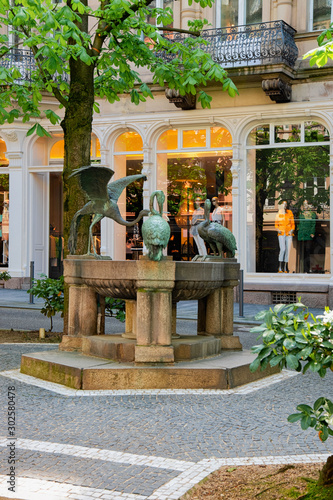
[28,275,64,332]
[0,0,237,256]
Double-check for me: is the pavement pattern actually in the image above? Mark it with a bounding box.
[0,292,332,499]
[0,333,332,500]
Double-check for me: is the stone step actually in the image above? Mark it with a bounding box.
[20,349,280,390]
[80,335,222,363]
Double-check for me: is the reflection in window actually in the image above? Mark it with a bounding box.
[305,121,330,142]
[220,0,262,27]
[221,0,238,27]
[313,0,332,31]
[247,125,269,146]
[246,0,262,25]
[247,131,330,274]
[211,127,232,147]
[183,130,206,148]
[157,129,178,150]
[114,131,143,152]
[163,153,233,260]
[275,124,301,143]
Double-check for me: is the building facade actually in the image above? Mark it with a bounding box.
[1,0,333,307]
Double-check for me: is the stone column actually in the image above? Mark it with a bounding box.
[122,299,137,339]
[68,285,98,337]
[205,283,242,350]
[135,260,175,363]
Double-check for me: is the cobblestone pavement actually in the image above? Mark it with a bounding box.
[0,323,332,500]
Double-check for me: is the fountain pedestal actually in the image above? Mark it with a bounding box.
[61,257,241,363]
[20,257,280,389]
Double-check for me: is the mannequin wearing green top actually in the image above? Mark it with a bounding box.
[298,200,316,273]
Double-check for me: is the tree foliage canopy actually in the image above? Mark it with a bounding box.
[0,0,237,135]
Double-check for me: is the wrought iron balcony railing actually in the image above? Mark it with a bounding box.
[1,20,298,86]
[0,49,69,83]
[162,20,299,69]
[1,49,37,82]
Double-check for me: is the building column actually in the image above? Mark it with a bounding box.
[6,151,25,282]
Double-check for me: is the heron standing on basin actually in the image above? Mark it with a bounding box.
[68,165,149,257]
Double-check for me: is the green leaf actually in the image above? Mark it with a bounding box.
[286,354,299,370]
[27,124,37,136]
[249,357,261,373]
[301,415,312,430]
[269,354,284,367]
[287,413,303,423]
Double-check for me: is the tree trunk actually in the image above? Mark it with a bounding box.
[318,455,333,487]
[60,56,95,334]
[61,57,94,257]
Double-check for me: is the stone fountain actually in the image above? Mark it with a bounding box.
[21,186,278,389]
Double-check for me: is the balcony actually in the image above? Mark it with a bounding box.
[162,21,299,70]
[1,49,37,82]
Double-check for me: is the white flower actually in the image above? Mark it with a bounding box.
[316,310,333,324]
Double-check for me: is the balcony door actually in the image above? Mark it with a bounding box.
[216,0,262,29]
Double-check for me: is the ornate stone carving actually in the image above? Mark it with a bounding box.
[262,78,292,103]
[165,88,196,110]
[1,131,18,142]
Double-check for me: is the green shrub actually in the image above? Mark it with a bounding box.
[27,275,64,332]
[105,297,125,323]
[0,270,11,281]
[250,303,333,442]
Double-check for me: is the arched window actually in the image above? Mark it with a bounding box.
[49,136,101,161]
[246,121,330,275]
[157,126,233,260]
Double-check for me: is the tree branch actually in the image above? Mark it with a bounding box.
[7,9,68,108]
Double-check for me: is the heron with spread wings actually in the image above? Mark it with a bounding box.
[68,165,149,257]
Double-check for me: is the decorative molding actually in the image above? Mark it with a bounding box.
[262,78,292,103]
[1,131,18,142]
[165,89,196,110]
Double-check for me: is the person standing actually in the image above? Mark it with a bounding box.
[275,200,295,273]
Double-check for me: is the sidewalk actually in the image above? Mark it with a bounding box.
[0,288,325,323]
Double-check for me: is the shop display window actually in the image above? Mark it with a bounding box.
[157,127,233,260]
[247,121,330,274]
[114,131,144,260]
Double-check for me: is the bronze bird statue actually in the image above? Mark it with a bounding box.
[198,199,237,258]
[68,165,149,257]
[142,190,170,261]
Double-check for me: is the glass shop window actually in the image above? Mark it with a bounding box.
[157,127,233,261]
[247,121,330,275]
[114,131,144,260]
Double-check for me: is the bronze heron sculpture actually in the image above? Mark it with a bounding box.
[68,165,149,257]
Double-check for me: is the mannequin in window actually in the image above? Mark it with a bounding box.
[211,197,225,226]
[275,200,294,273]
[298,200,316,273]
[190,198,207,256]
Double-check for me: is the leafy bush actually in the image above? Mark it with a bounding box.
[27,275,64,332]
[0,270,11,281]
[250,303,333,442]
[105,297,125,323]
